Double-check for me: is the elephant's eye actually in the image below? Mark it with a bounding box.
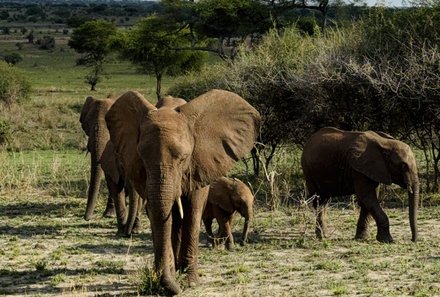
[401,162,409,171]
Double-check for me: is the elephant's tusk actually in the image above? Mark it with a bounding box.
[407,184,414,194]
[177,196,184,219]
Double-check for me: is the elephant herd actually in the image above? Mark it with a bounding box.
[80,89,419,295]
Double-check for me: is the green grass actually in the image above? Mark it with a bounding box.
[1,26,440,297]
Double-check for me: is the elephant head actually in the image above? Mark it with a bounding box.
[80,96,119,221]
[349,131,419,242]
[105,89,260,294]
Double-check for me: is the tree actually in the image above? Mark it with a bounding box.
[68,19,117,91]
[116,15,206,99]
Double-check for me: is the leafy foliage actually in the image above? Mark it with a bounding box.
[0,61,31,106]
[68,19,117,90]
[4,53,23,65]
[115,15,207,98]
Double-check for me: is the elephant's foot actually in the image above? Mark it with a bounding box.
[102,206,116,218]
[160,274,181,296]
[186,271,199,288]
[315,226,327,240]
[376,232,394,243]
[225,239,235,251]
[131,217,142,234]
[354,229,370,240]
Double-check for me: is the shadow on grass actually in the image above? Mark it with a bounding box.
[0,200,83,218]
[0,223,63,237]
[74,240,154,255]
[0,267,135,295]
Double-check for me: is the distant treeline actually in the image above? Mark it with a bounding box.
[0,0,160,26]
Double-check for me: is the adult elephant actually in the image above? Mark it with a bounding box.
[301,127,419,243]
[203,177,254,250]
[80,96,141,236]
[105,89,260,295]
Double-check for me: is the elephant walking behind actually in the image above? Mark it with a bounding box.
[202,177,254,250]
[80,96,141,236]
[301,127,419,243]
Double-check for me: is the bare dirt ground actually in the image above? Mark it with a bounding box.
[1,189,440,297]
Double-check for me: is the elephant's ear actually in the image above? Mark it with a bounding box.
[348,133,392,185]
[100,142,120,184]
[105,91,156,182]
[156,96,187,109]
[80,96,98,136]
[179,89,261,187]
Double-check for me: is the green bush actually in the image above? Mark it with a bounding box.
[4,52,23,65]
[0,61,31,105]
[0,118,11,146]
[168,63,229,100]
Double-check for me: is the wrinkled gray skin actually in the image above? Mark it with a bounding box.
[301,127,419,243]
[80,96,141,236]
[202,177,254,250]
[105,89,260,295]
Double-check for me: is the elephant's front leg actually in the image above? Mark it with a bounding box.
[224,214,235,251]
[202,217,214,247]
[105,175,126,235]
[354,201,372,240]
[354,176,393,243]
[178,186,209,287]
[124,183,142,236]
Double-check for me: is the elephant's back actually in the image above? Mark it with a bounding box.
[302,127,355,196]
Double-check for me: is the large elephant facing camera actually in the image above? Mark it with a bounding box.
[301,127,419,243]
[105,89,260,295]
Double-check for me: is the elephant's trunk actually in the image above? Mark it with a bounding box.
[408,178,419,242]
[147,183,182,295]
[84,154,103,221]
[241,207,253,244]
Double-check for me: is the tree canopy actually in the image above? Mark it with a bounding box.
[68,19,117,90]
[115,15,206,99]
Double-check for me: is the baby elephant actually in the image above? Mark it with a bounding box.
[202,177,254,250]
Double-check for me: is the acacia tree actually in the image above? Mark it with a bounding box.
[115,15,206,99]
[68,19,117,91]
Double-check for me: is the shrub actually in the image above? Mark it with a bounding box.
[168,63,229,100]
[0,61,31,106]
[0,118,11,146]
[36,35,55,50]
[4,53,23,65]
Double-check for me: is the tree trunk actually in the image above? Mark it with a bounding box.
[155,72,162,101]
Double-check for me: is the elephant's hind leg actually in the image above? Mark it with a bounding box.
[102,195,116,218]
[313,195,329,240]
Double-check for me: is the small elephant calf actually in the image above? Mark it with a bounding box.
[202,177,254,250]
